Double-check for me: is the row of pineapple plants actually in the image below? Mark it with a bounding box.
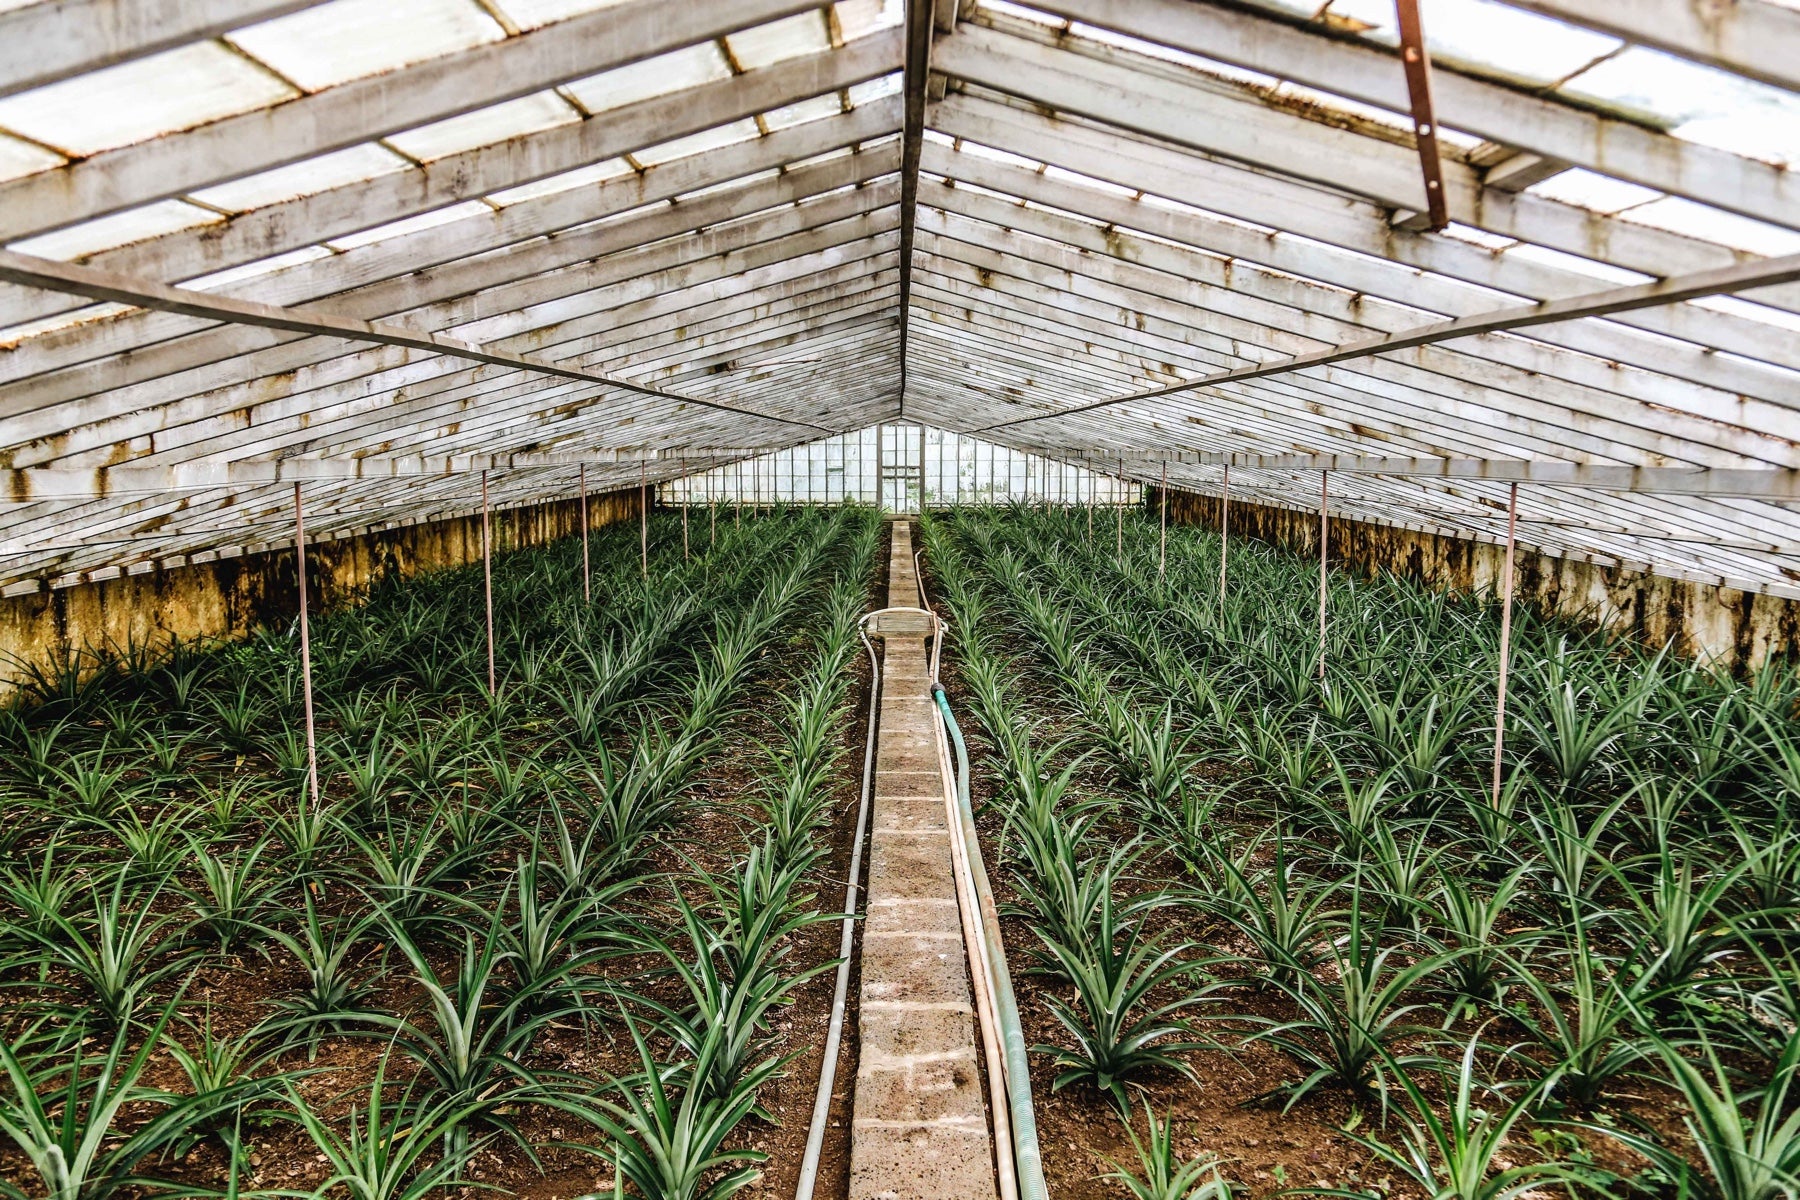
[922,503,1800,1200]
[0,503,880,1200]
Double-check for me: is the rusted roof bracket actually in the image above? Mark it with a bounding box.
[1394,0,1449,232]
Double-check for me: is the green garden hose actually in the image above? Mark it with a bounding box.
[932,682,1048,1200]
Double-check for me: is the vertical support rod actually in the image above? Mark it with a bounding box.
[1218,464,1230,617]
[578,463,590,604]
[293,482,319,809]
[1115,455,1124,558]
[1158,460,1168,580]
[682,484,690,561]
[639,460,649,581]
[1086,463,1094,542]
[1317,469,1328,680]
[482,470,495,696]
[919,421,927,512]
[709,456,717,549]
[1492,482,1520,808]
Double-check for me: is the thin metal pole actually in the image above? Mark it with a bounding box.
[293,482,319,808]
[709,456,717,549]
[1218,464,1230,617]
[482,470,495,696]
[639,460,648,581]
[918,422,927,512]
[1492,482,1520,808]
[1317,469,1328,680]
[1158,460,1168,579]
[682,482,689,561]
[1086,464,1094,542]
[1115,456,1124,558]
[578,463,590,604]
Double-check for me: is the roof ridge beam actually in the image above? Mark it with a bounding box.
[896,0,949,415]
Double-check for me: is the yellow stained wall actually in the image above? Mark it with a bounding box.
[1151,486,1800,674]
[0,488,640,696]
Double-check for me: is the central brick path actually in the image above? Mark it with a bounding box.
[848,519,997,1200]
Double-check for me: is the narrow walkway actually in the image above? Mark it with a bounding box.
[849,519,998,1200]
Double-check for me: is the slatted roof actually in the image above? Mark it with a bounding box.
[0,0,1796,600]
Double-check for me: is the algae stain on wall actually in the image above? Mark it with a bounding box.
[0,488,641,698]
[1153,485,1799,674]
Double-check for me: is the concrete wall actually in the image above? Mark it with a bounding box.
[1150,486,1800,674]
[0,487,640,695]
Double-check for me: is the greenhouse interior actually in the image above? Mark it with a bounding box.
[2,0,1800,1198]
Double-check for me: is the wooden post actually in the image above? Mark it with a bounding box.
[578,463,590,604]
[293,482,319,808]
[1317,469,1328,680]
[1218,464,1230,617]
[639,460,648,581]
[1492,482,1520,808]
[1158,460,1168,579]
[482,470,495,696]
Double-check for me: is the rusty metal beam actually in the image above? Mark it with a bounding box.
[977,248,1800,434]
[1394,0,1448,231]
[0,249,836,435]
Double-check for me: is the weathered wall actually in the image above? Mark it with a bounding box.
[0,487,641,694]
[1150,486,1800,674]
